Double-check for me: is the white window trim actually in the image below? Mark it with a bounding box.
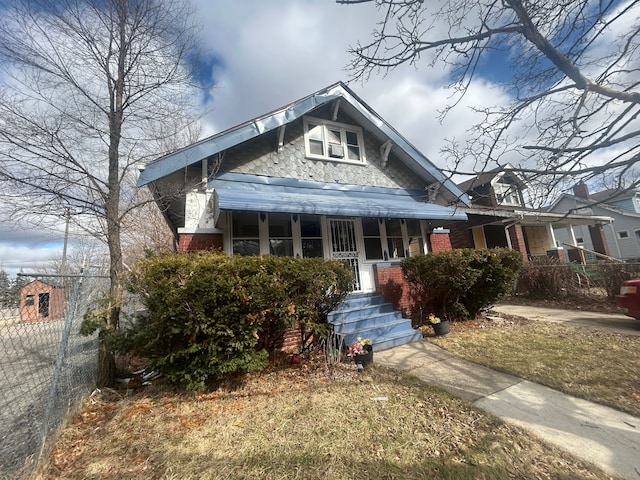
[617,230,630,240]
[303,116,367,165]
[491,175,522,207]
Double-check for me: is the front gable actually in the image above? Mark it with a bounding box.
[203,106,427,191]
[139,82,469,214]
[457,165,526,208]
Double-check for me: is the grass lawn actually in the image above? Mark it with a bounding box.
[34,315,636,479]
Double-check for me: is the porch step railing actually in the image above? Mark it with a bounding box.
[328,292,422,352]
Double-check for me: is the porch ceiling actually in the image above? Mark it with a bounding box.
[210,173,467,221]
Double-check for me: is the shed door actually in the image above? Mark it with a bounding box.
[38,293,50,318]
[329,219,362,292]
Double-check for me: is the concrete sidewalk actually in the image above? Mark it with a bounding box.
[375,333,640,480]
[492,304,640,336]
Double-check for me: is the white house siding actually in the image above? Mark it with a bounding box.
[550,197,640,260]
[218,110,425,191]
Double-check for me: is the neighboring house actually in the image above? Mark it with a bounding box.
[445,167,613,263]
[137,81,470,348]
[549,183,640,261]
[20,280,65,322]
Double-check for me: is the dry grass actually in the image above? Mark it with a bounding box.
[429,316,640,417]
[36,359,618,480]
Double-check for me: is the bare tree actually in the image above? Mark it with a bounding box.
[339,0,640,205]
[0,0,204,385]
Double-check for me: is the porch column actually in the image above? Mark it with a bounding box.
[588,224,611,257]
[507,224,528,263]
[566,224,585,264]
[545,224,565,264]
[428,228,453,253]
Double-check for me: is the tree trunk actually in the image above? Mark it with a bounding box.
[97,329,117,388]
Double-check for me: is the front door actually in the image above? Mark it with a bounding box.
[328,219,362,292]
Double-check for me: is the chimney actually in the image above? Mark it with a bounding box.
[573,182,589,199]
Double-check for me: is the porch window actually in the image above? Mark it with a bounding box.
[300,216,324,258]
[385,219,406,259]
[362,218,383,260]
[232,212,260,256]
[303,116,365,164]
[268,213,294,256]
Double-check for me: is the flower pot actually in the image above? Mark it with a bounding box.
[353,344,373,367]
[432,320,449,336]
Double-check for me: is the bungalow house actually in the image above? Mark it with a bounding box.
[441,167,614,263]
[20,280,65,323]
[137,81,470,349]
[549,183,640,261]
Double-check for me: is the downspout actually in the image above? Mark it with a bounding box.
[503,219,519,250]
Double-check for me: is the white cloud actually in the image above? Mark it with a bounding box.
[193,0,510,168]
[0,0,514,271]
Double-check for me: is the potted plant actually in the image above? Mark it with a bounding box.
[428,313,449,336]
[347,337,373,368]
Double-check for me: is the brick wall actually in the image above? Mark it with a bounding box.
[428,230,453,253]
[178,233,223,252]
[507,224,529,264]
[448,224,475,249]
[373,263,420,322]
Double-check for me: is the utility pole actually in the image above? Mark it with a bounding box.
[60,208,70,274]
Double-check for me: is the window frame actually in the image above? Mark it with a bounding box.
[617,230,630,239]
[492,177,522,206]
[303,116,366,165]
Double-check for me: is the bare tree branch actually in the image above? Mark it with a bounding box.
[342,0,640,205]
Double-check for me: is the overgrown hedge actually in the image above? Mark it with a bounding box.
[401,248,523,322]
[118,253,353,391]
[517,257,640,299]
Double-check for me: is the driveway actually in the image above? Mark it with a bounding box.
[492,304,640,336]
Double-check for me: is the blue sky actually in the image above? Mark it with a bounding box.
[0,0,523,276]
[2,0,630,276]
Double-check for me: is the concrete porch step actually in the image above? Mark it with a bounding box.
[329,292,421,352]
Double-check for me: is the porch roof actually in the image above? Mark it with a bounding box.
[210,173,467,221]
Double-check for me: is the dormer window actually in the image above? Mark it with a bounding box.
[303,116,366,164]
[493,177,521,206]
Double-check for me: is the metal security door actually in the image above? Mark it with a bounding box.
[329,219,362,291]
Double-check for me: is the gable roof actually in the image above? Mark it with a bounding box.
[589,187,639,203]
[457,164,526,193]
[137,81,470,207]
[548,193,640,218]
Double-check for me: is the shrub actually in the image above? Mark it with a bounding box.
[401,248,522,322]
[119,252,352,391]
[591,262,640,298]
[516,257,570,299]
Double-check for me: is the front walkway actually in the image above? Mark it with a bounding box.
[375,334,640,480]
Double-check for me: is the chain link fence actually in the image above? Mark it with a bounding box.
[0,272,109,480]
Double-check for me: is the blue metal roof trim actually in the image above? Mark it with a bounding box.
[137,81,470,207]
[210,173,467,221]
[137,88,341,187]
